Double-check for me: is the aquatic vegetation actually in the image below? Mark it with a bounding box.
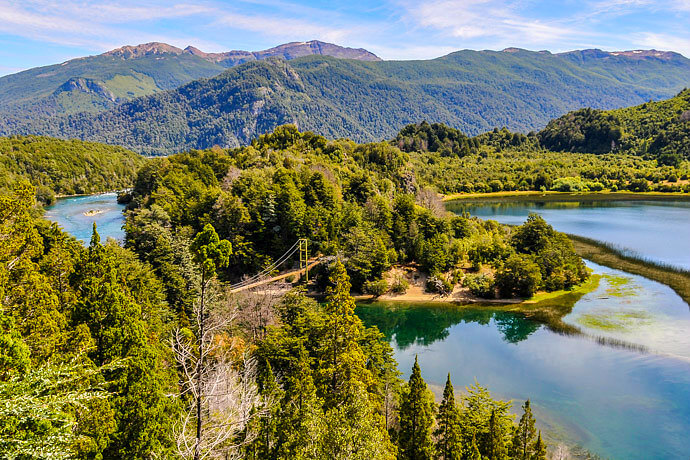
[602,274,639,298]
[570,235,690,307]
[577,310,652,331]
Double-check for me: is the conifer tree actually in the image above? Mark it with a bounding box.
[435,373,462,460]
[532,431,547,460]
[486,409,507,460]
[398,356,435,460]
[73,225,174,458]
[317,260,371,405]
[511,399,537,460]
[469,434,482,460]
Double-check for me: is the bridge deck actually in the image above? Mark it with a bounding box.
[228,259,322,293]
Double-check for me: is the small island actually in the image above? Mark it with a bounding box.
[83,209,105,217]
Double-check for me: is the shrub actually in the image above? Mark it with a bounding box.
[390,274,409,294]
[363,279,389,297]
[495,254,542,298]
[462,273,496,299]
[426,275,453,296]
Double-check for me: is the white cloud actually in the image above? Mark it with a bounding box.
[213,11,352,44]
[399,0,579,48]
[634,32,690,57]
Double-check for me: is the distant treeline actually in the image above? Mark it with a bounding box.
[0,135,144,203]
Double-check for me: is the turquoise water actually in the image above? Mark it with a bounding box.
[447,198,690,270]
[356,262,690,459]
[44,193,126,243]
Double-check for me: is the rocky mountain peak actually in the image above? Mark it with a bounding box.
[104,42,185,59]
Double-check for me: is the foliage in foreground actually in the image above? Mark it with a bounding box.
[1,181,550,459]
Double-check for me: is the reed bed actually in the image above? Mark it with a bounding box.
[569,234,690,307]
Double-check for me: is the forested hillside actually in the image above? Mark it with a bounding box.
[3,49,689,154]
[0,41,379,119]
[0,125,575,458]
[0,136,144,203]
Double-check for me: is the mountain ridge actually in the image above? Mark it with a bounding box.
[0,40,380,117]
[4,49,688,155]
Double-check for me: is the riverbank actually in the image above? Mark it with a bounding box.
[570,235,690,307]
[443,190,690,202]
[354,266,602,334]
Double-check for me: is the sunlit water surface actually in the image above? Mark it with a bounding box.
[357,262,690,459]
[44,193,126,243]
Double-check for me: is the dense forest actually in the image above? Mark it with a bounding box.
[123,126,588,304]
[3,50,689,154]
[0,125,597,458]
[0,136,144,204]
[1,81,688,457]
[397,89,690,195]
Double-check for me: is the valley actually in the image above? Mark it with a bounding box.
[2,27,690,460]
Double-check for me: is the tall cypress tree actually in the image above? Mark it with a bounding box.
[434,374,462,460]
[468,434,482,460]
[398,356,435,460]
[511,399,537,460]
[317,260,371,405]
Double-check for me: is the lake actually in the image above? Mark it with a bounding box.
[357,263,690,459]
[447,196,690,270]
[44,193,126,243]
[45,193,690,457]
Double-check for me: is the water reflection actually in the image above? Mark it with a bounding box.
[356,304,541,347]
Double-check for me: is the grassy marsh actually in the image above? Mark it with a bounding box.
[569,235,690,307]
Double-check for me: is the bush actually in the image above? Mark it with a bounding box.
[390,274,409,294]
[551,177,588,192]
[363,279,389,297]
[462,273,496,299]
[495,254,542,298]
[426,275,453,296]
[628,178,650,192]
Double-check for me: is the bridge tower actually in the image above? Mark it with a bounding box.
[298,238,309,282]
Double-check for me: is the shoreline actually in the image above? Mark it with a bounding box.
[442,190,690,203]
[53,189,129,199]
[569,235,690,307]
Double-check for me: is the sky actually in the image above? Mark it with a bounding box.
[1,0,689,76]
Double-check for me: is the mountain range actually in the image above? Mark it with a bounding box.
[1,41,689,154]
[0,40,379,116]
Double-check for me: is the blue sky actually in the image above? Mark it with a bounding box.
[1,0,689,76]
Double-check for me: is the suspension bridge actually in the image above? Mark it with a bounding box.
[228,239,321,294]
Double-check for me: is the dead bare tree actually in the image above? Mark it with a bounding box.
[172,290,268,460]
[232,281,288,341]
[416,186,446,217]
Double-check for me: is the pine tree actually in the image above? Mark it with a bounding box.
[511,399,537,460]
[486,410,507,460]
[532,431,547,460]
[398,356,435,460]
[317,260,371,406]
[73,225,174,458]
[469,434,482,460]
[434,374,462,460]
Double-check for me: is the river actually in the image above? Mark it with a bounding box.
[357,261,690,459]
[44,193,690,458]
[446,195,690,269]
[43,193,126,243]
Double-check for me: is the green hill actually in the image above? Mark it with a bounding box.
[3,48,688,155]
[0,41,379,119]
[0,136,145,203]
[539,88,690,163]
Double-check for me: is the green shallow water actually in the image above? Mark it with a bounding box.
[356,263,690,459]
